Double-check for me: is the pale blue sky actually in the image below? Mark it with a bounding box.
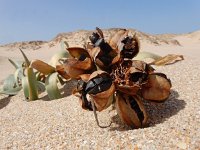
[0,0,199,44]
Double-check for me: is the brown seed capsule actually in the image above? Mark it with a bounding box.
[109,29,128,50]
[111,60,153,96]
[115,93,148,128]
[89,28,120,69]
[56,47,94,79]
[108,30,140,59]
[118,34,140,59]
[142,73,171,102]
[87,71,115,111]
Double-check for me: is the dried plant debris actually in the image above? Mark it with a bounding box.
[58,27,172,128]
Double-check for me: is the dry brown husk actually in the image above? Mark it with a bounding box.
[88,71,115,111]
[150,54,184,66]
[142,73,171,101]
[115,93,147,128]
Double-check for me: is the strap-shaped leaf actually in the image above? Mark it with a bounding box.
[20,49,30,67]
[60,39,69,51]
[26,67,38,100]
[133,52,184,66]
[133,51,162,61]
[31,59,55,75]
[150,54,184,66]
[22,76,29,99]
[8,59,24,69]
[45,72,62,100]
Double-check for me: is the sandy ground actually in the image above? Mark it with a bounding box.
[0,32,200,149]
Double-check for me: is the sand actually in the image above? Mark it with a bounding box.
[0,29,200,149]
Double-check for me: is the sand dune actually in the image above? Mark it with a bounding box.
[0,28,200,149]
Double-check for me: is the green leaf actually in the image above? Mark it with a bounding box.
[37,81,45,93]
[20,49,30,66]
[3,74,16,91]
[133,51,162,61]
[45,72,62,100]
[60,39,69,51]
[49,51,69,67]
[1,74,22,96]
[22,76,29,99]
[0,86,22,96]
[14,68,24,86]
[26,67,38,100]
[8,59,23,69]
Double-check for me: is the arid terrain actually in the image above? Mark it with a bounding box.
[0,28,200,149]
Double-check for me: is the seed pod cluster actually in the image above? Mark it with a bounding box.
[57,27,172,128]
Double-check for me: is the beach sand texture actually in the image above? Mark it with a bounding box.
[0,29,200,149]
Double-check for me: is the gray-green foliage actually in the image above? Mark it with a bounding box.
[0,40,69,101]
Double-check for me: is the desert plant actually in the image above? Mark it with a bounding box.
[0,28,184,129]
[0,40,69,100]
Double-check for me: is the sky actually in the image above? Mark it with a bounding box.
[0,0,200,44]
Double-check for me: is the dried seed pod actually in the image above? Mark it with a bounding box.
[142,73,171,102]
[74,71,114,128]
[109,29,128,50]
[74,79,93,111]
[56,47,94,79]
[89,27,104,46]
[87,71,115,111]
[74,71,115,111]
[126,60,154,85]
[119,34,140,59]
[115,93,148,128]
[89,27,120,69]
[111,60,153,95]
[109,30,140,59]
[66,47,93,70]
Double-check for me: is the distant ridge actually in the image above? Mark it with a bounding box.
[1,28,200,50]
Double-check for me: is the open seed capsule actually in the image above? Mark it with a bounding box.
[87,71,115,111]
[88,27,120,69]
[142,73,171,102]
[115,93,148,128]
[56,47,94,79]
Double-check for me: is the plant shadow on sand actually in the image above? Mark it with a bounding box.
[40,80,77,101]
[109,89,186,131]
[0,96,12,109]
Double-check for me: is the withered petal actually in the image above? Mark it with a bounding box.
[55,65,71,80]
[116,84,140,96]
[109,29,128,50]
[67,47,90,59]
[88,47,101,61]
[30,59,55,75]
[79,74,91,82]
[142,73,171,102]
[115,93,147,128]
[131,60,153,73]
[119,34,140,59]
[56,59,86,79]
[96,27,104,38]
[90,84,115,111]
